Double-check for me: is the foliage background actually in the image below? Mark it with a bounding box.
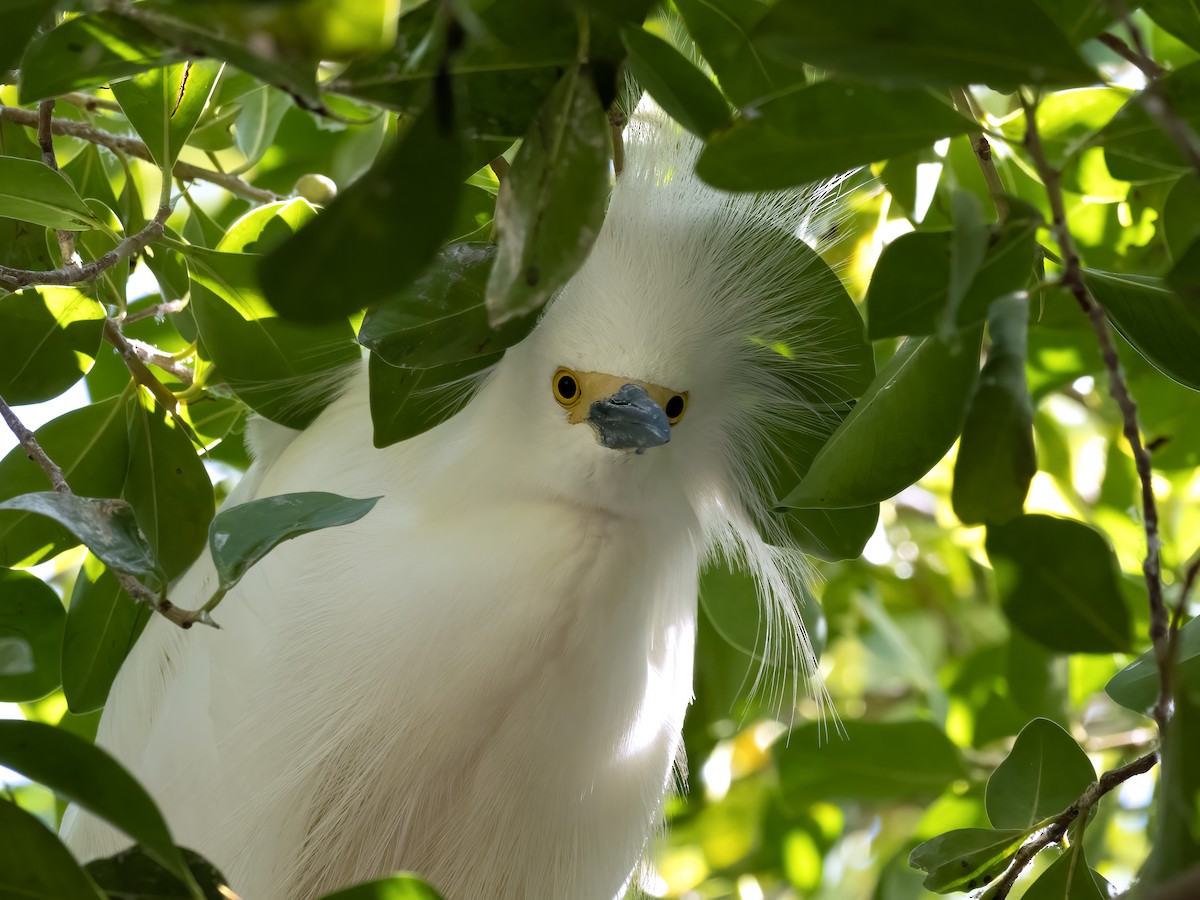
[0,1,1198,898]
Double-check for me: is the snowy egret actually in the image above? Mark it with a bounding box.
[62,108,850,899]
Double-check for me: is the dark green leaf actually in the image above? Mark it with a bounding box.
[360,242,538,369]
[0,720,197,891]
[63,557,151,714]
[0,0,58,73]
[234,86,293,168]
[86,845,232,900]
[909,827,1030,893]
[778,720,966,806]
[986,718,1095,829]
[0,799,106,900]
[1099,62,1200,180]
[209,492,380,592]
[752,0,1096,90]
[262,101,463,324]
[781,505,879,562]
[1142,0,1200,55]
[620,27,730,137]
[986,514,1133,653]
[1106,616,1200,715]
[0,157,102,231]
[111,61,222,172]
[953,295,1037,525]
[0,286,106,405]
[1163,175,1200,261]
[0,567,64,702]
[316,874,445,900]
[1021,845,1105,900]
[675,0,794,107]
[123,391,215,580]
[1168,238,1200,314]
[0,397,130,567]
[1139,682,1200,885]
[1032,0,1113,42]
[778,329,983,509]
[697,82,974,191]
[486,65,610,324]
[368,352,488,448]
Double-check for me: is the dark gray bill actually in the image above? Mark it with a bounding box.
[587,383,671,453]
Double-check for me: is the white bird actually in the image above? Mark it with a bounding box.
[62,107,842,899]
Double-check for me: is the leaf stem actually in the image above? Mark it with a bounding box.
[36,99,80,270]
[949,87,1008,219]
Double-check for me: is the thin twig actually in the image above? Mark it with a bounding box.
[58,91,124,113]
[0,106,281,203]
[0,204,171,290]
[124,336,194,386]
[988,751,1159,899]
[950,87,1008,219]
[0,395,70,493]
[103,317,180,412]
[123,298,189,324]
[1021,93,1171,731]
[36,99,79,270]
[1097,32,1163,78]
[609,107,626,177]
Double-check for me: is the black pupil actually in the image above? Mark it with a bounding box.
[665,395,684,419]
[558,375,578,399]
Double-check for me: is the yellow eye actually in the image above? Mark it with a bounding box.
[553,367,582,408]
[664,393,687,425]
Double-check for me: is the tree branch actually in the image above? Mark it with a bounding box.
[0,105,281,203]
[103,317,181,413]
[950,86,1009,219]
[124,336,194,386]
[36,99,79,271]
[989,751,1159,900]
[1021,92,1171,733]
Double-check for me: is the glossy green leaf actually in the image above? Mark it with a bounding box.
[1142,0,1200,52]
[1162,175,1200,261]
[234,86,293,168]
[0,397,130,567]
[909,827,1030,893]
[0,0,58,73]
[316,874,445,900]
[0,720,197,891]
[781,505,879,562]
[777,720,967,806]
[1021,846,1106,900]
[1106,616,1200,715]
[697,82,974,191]
[1168,238,1200,314]
[360,242,538,369]
[123,391,215,580]
[866,209,1039,339]
[0,157,102,231]
[986,718,1095,829]
[1139,682,1200,885]
[1084,268,1200,391]
[209,492,380,593]
[0,492,163,585]
[18,12,179,102]
[620,26,730,137]
[752,0,1096,89]
[779,329,983,509]
[368,350,492,448]
[1032,0,1114,42]
[0,799,106,900]
[111,61,222,172]
[63,557,151,714]
[1099,62,1200,180]
[261,101,464,324]
[0,567,64,702]
[86,845,231,900]
[486,64,610,324]
[675,0,794,107]
[953,295,1037,525]
[986,514,1133,653]
[0,286,106,405]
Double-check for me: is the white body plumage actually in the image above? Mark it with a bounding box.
[63,109,840,898]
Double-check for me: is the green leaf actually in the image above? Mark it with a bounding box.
[1032,0,1114,42]
[86,845,232,900]
[696,82,974,191]
[359,243,538,369]
[986,514,1133,653]
[778,329,983,509]
[18,12,179,103]
[1163,175,1200,261]
[0,567,64,702]
[781,505,879,562]
[777,720,967,806]
[0,286,106,405]
[985,718,1095,830]
[1099,62,1200,180]
[111,61,223,172]
[909,827,1031,893]
[234,85,293,168]
[208,492,380,593]
[0,799,106,900]
[0,492,162,584]
[0,157,102,231]
[486,64,610,324]
[1106,616,1200,715]
[1143,0,1200,52]
[0,0,58,73]
[261,100,464,324]
[751,0,1096,90]
[122,391,215,580]
[1021,846,1105,900]
[63,557,151,714]
[316,874,445,900]
[1139,682,1200,885]
[0,397,131,568]
[1084,268,1200,391]
[944,192,990,339]
[620,26,730,137]
[1168,238,1200,314]
[866,209,1039,339]
[186,246,359,428]
[699,562,826,666]
[0,720,198,892]
[675,0,794,107]
[952,295,1037,525]
[367,352,487,448]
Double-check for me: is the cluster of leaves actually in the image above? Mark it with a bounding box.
[0,0,1197,898]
